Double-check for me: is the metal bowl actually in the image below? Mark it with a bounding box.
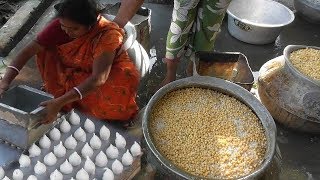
[142,76,277,179]
[284,45,320,86]
[227,0,295,44]
[294,0,320,24]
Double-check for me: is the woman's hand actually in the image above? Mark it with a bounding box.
[0,80,10,98]
[113,0,144,28]
[39,99,64,124]
[0,41,43,98]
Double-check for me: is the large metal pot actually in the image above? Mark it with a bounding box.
[142,76,276,179]
[227,0,295,44]
[258,45,320,133]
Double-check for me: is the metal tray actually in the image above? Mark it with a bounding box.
[0,141,24,167]
[2,109,141,179]
[194,51,254,91]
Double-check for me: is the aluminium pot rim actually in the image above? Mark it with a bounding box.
[283,45,320,86]
[227,0,295,28]
[142,76,277,180]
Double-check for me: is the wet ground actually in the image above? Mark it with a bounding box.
[0,0,319,179]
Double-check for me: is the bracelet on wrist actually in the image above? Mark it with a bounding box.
[73,87,83,100]
[7,66,20,74]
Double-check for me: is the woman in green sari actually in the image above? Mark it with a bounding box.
[160,0,231,86]
[108,0,231,87]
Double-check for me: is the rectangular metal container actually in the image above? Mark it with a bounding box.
[0,85,55,149]
[194,51,254,91]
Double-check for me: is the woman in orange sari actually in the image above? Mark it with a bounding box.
[0,0,140,123]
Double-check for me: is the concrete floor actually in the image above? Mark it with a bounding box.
[0,0,319,179]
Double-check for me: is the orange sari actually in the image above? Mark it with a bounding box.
[36,17,140,121]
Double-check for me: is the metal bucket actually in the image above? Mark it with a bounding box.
[258,45,320,133]
[227,0,295,44]
[142,76,276,179]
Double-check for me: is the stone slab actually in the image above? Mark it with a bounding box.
[0,0,53,57]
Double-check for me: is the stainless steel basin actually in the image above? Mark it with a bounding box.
[227,0,295,44]
[142,76,277,179]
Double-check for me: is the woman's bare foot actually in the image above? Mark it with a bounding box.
[186,61,193,76]
[156,58,180,92]
[159,73,176,88]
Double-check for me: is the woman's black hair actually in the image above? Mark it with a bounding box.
[55,0,99,27]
